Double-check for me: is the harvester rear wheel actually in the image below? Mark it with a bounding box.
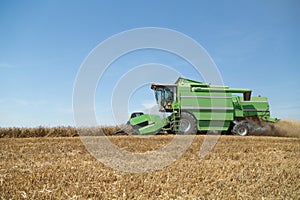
[178,112,197,135]
[233,122,249,136]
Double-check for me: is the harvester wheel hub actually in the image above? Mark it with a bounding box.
[177,112,197,134]
[179,119,191,133]
[233,122,250,136]
[237,126,247,136]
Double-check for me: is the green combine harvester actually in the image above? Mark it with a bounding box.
[127,78,278,136]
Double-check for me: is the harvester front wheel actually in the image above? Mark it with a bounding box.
[233,122,249,136]
[178,112,197,135]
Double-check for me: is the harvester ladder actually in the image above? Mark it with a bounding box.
[172,110,181,132]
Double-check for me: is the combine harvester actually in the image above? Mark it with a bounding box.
[126,78,278,136]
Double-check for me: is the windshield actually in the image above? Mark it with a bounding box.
[154,86,176,111]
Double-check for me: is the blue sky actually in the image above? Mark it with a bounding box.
[0,0,299,127]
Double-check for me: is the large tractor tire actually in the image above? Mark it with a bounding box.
[178,112,197,135]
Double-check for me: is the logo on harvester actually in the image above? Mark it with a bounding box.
[73,27,225,173]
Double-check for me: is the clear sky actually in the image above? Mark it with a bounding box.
[0,0,299,127]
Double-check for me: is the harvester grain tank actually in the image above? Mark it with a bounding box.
[128,77,278,136]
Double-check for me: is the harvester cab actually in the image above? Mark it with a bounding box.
[151,84,177,112]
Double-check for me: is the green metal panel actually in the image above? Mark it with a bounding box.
[129,114,168,135]
[198,120,231,131]
[232,96,272,119]
[176,78,234,131]
[175,77,276,131]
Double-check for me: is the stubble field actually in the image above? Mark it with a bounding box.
[1,134,299,199]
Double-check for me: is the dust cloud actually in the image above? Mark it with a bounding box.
[252,119,300,138]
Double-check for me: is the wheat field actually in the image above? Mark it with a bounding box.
[0,135,299,199]
[0,119,299,138]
